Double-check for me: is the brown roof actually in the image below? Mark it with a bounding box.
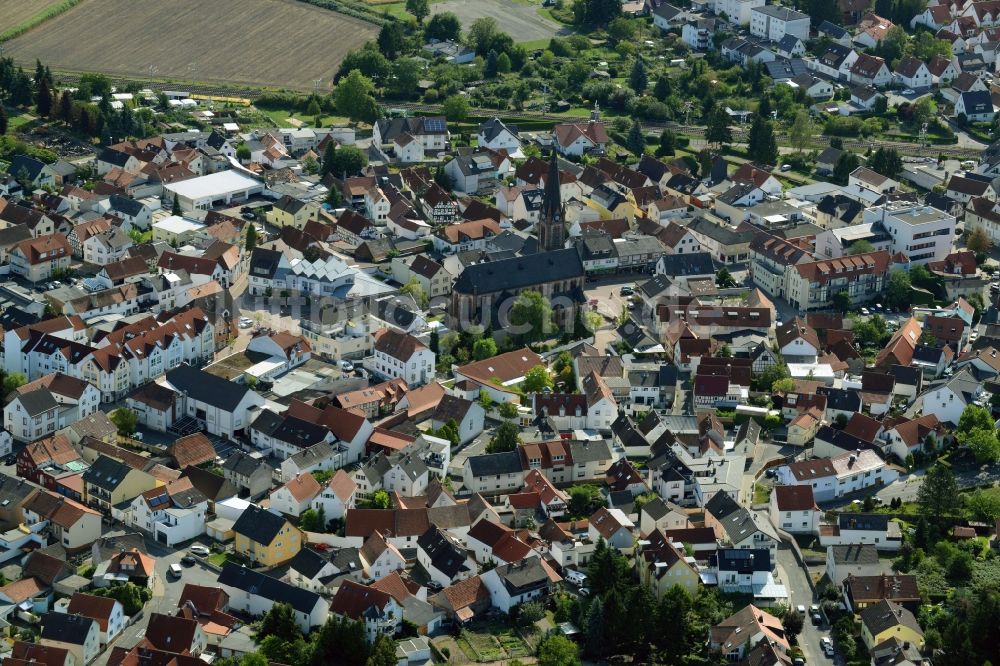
[369,570,414,604]
[10,642,70,666]
[786,458,837,481]
[887,414,940,447]
[436,218,500,244]
[430,574,489,612]
[279,473,322,503]
[23,434,79,468]
[142,613,200,653]
[14,233,70,265]
[843,412,883,443]
[168,433,217,469]
[373,328,427,362]
[178,584,229,614]
[327,469,358,503]
[776,317,821,351]
[456,348,543,387]
[329,580,394,619]
[795,251,890,285]
[18,372,90,400]
[876,317,921,368]
[22,551,72,587]
[772,485,817,512]
[845,574,920,603]
[68,593,119,631]
[553,120,609,149]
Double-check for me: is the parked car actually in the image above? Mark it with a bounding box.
[340,360,354,372]
[780,164,792,171]
[168,563,183,579]
[181,555,196,566]
[190,544,210,556]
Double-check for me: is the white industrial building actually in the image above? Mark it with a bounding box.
[162,171,264,212]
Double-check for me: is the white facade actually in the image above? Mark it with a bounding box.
[862,202,956,264]
[750,6,810,41]
[4,384,101,443]
[716,0,766,24]
[372,341,435,387]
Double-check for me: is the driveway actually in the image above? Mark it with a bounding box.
[775,543,831,666]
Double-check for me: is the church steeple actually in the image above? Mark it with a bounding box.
[538,151,565,252]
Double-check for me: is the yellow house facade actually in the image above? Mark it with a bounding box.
[638,534,700,598]
[860,600,925,651]
[232,504,303,567]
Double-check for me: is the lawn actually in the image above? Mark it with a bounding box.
[753,483,772,504]
[206,552,243,567]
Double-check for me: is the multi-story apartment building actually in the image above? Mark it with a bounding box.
[750,5,810,41]
[862,201,956,264]
[785,251,891,312]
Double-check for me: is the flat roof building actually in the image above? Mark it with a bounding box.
[163,170,264,212]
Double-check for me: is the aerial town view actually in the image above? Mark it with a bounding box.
[0,0,998,664]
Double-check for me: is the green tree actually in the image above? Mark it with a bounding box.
[846,239,875,255]
[706,107,732,148]
[657,128,676,157]
[377,23,405,59]
[399,277,428,308]
[473,338,497,360]
[958,404,995,436]
[716,267,736,288]
[772,377,796,394]
[311,616,369,666]
[326,145,367,178]
[961,427,1000,463]
[90,583,151,616]
[629,58,648,93]
[626,119,645,155]
[966,489,1000,523]
[496,52,512,74]
[2,372,26,397]
[406,0,430,22]
[523,365,553,394]
[478,389,494,411]
[537,634,581,666]
[110,407,138,437]
[366,634,398,666]
[257,602,301,642]
[484,49,500,78]
[498,402,519,420]
[236,143,251,162]
[569,484,602,518]
[467,17,500,55]
[968,227,993,254]
[783,609,804,636]
[371,489,390,509]
[299,505,326,532]
[334,70,379,123]
[884,269,912,310]
[0,106,7,135]
[425,12,461,41]
[305,98,322,118]
[487,420,521,453]
[171,193,181,215]
[36,82,53,118]
[746,113,778,165]
[608,16,637,43]
[442,95,469,122]
[788,109,813,153]
[869,146,903,179]
[245,224,258,251]
[832,289,851,313]
[434,418,460,447]
[510,291,553,342]
[832,151,861,185]
[918,464,961,524]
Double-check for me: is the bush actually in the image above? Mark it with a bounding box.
[824,116,863,137]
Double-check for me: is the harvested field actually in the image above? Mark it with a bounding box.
[0,0,64,35]
[431,0,569,43]
[4,0,378,91]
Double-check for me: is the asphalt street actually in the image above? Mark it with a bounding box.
[92,533,220,665]
[775,543,830,666]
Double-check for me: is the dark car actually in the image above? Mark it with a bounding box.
[181,555,197,566]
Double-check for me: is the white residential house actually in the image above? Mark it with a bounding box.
[716,0,766,25]
[372,328,435,386]
[311,470,357,521]
[775,449,898,502]
[4,375,101,443]
[918,368,982,425]
[955,90,997,122]
[477,118,521,154]
[768,485,820,535]
[269,474,322,518]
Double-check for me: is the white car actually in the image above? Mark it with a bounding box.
[238,317,253,328]
[902,89,914,95]
[190,544,210,556]
[340,360,354,371]
[860,307,870,316]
